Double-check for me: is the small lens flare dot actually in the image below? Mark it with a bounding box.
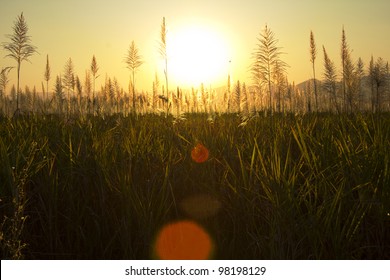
[191,143,209,163]
[154,220,213,260]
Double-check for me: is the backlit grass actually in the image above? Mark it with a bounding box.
[0,112,389,259]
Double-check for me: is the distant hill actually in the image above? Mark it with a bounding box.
[295,79,323,91]
[296,77,373,93]
[180,76,380,101]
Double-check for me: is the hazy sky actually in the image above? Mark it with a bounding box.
[1,0,390,93]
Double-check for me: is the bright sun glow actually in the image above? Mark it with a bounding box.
[168,24,231,87]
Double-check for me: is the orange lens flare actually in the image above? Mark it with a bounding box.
[191,143,209,163]
[154,220,212,260]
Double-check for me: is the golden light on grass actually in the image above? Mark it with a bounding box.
[154,220,213,260]
[191,143,209,163]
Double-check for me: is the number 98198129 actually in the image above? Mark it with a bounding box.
[218,267,266,276]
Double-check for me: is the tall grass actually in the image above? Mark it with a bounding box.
[0,112,389,259]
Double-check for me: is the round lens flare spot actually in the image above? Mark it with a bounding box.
[180,194,222,220]
[154,220,213,260]
[191,143,209,163]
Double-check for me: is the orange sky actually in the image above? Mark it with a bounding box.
[1,0,390,93]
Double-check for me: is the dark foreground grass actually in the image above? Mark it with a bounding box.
[0,112,389,259]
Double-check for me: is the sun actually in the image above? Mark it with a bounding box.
[168,24,231,88]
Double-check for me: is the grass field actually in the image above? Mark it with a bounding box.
[0,112,389,259]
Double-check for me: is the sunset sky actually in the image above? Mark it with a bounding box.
[1,0,390,93]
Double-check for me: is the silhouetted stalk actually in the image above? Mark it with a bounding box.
[159,17,169,114]
[44,54,51,112]
[2,13,38,113]
[310,31,318,111]
[124,41,144,114]
[91,55,99,115]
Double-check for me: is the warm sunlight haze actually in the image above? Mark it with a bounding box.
[1,0,390,93]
